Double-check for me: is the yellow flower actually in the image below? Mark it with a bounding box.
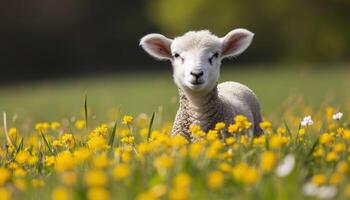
[326,151,338,162]
[75,120,86,130]
[87,187,109,200]
[311,174,327,186]
[45,155,56,167]
[8,127,18,141]
[92,153,109,169]
[139,128,149,137]
[84,170,108,187]
[15,150,30,164]
[214,122,226,131]
[345,183,350,197]
[298,128,306,137]
[61,133,75,148]
[59,172,77,186]
[87,135,109,151]
[261,151,277,173]
[121,135,135,145]
[55,151,75,172]
[259,121,272,130]
[173,173,191,189]
[50,122,61,130]
[232,163,260,185]
[73,147,91,163]
[277,127,286,135]
[0,168,11,186]
[13,179,26,191]
[0,187,10,200]
[154,155,174,171]
[189,143,203,159]
[122,115,133,125]
[329,173,342,185]
[112,164,130,180]
[218,162,232,173]
[52,186,70,200]
[333,143,345,153]
[319,133,334,144]
[228,124,239,134]
[189,124,201,134]
[207,171,224,189]
[14,168,27,177]
[206,130,218,141]
[269,135,288,149]
[336,161,348,173]
[136,192,157,200]
[31,178,45,188]
[225,137,236,145]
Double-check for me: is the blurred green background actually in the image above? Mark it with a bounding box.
[0,0,349,123]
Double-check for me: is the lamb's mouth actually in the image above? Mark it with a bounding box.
[189,80,204,85]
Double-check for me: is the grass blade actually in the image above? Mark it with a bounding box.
[40,130,53,154]
[2,112,14,147]
[147,112,155,142]
[283,119,292,138]
[84,94,89,130]
[15,138,24,153]
[109,120,118,148]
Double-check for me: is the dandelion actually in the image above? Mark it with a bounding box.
[276,154,295,177]
[87,187,109,200]
[259,121,272,130]
[207,171,224,189]
[214,122,225,131]
[154,155,174,171]
[0,187,10,200]
[122,115,133,125]
[332,112,343,120]
[0,168,11,186]
[326,151,338,162]
[112,164,130,180]
[75,120,86,130]
[311,174,327,186]
[52,186,70,200]
[15,150,30,164]
[301,116,313,127]
[50,122,61,130]
[260,151,277,173]
[84,170,108,187]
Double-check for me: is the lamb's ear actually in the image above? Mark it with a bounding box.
[220,29,254,58]
[139,33,173,60]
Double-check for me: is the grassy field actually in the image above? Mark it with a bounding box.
[0,65,349,123]
[0,65,350,200]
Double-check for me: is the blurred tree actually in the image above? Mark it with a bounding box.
[146,0,350,62]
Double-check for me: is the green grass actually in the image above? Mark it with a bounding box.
[0,65,349,123]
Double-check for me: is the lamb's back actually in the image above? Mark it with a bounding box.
[217,81,261,125]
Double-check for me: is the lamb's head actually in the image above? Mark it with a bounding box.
[140,29,254,93]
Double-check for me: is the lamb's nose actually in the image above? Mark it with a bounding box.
[190,71,204,79]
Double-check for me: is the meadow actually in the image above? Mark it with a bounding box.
[0,65,350,200]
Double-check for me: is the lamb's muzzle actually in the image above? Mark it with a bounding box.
[140,28,263,141]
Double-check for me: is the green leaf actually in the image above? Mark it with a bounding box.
[84,94,89,130]
[147,112,155,142]
[40,130,53,154]
[109,120,118,149]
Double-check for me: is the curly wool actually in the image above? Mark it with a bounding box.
[171,81,263,141]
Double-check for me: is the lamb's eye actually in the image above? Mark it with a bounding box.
[208,52,219,65]
[174,53,180,58]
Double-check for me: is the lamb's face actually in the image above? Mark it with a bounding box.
[140,29,254,93]
[170,31,221,92]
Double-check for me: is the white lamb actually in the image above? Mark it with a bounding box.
[140,29,263,141]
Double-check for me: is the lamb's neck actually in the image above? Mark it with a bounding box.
[179,86,223,131]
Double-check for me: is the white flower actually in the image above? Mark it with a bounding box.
[276,154,295,177]
[317,186,337,199]
[302,183,337,199]
[302,182,318,196]
[301,116,313,127]
[332,112,343,121]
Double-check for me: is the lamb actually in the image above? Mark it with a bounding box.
[140,28,263,141]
